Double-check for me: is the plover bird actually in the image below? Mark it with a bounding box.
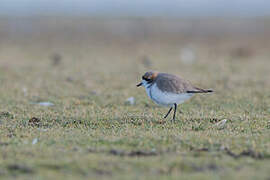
[137,71,213,121]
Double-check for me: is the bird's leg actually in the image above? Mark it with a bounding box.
[172,103,177,122]
[164,107,173,119]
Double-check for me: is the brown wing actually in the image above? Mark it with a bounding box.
[155,73,196,94]
[156,73,213,94]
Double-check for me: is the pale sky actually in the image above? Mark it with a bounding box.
[1,0,270,17]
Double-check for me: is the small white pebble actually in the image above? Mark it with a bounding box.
[220,145,226,151]
[32,138,38,145]
[151,148,157,153]
[36,102,54,107]
[37,128,48,132]
[22,87,28,96]
[125,97,135,105]
[215,119,227,129]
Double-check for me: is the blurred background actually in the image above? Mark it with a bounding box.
[0,0,270,98]
[1,2,270,179]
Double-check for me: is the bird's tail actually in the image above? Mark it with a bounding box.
[187,87,214,93]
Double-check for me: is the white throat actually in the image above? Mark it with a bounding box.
[141,80,152,88]
[141,80,153,98]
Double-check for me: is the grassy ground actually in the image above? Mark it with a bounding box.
[0,17,269,179]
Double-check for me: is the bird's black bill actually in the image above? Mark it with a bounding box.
[136,82,143,87]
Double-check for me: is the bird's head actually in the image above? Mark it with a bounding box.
[137,71,158,87]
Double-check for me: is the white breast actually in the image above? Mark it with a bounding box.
[144,82,193,107]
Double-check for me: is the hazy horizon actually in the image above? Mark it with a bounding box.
[1,0,270,17]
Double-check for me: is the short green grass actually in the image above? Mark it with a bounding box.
[0,17,270,180]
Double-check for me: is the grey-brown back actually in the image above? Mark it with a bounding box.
[155,73,212,94]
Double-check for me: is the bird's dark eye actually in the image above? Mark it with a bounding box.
[142,76,150,81]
